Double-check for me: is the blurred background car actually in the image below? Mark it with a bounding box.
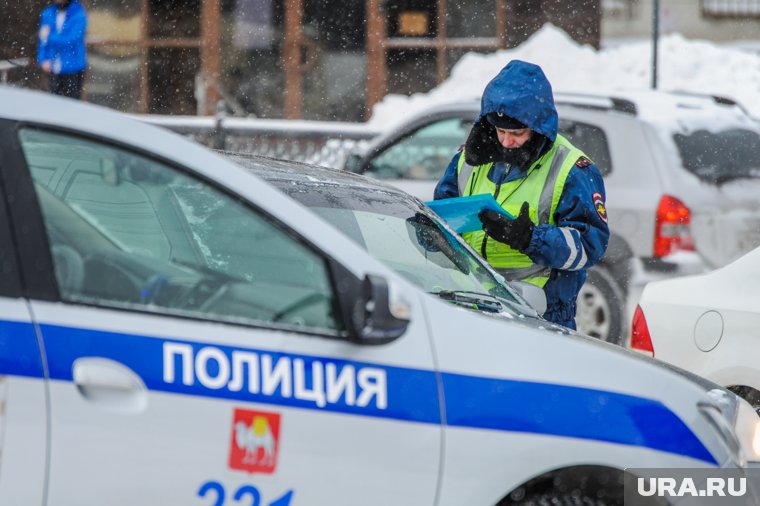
[630,245,760,412]
[340,90,760,346]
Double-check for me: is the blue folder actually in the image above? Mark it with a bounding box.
[425,194,514,234]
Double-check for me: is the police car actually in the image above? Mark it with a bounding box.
[0,87,757,506]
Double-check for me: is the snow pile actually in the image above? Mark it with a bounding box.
[368,24,760,129]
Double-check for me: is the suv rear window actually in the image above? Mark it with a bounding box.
[673,128,760,184]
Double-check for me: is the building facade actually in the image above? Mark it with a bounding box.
[603,0,760,45]
[3,0,601,120]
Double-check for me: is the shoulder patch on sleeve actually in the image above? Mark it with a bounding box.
[592,192,608,223]
[575,156,592,168]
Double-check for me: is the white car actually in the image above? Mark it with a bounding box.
[343,92,760,345]
[0,87,758,506]
[631,245,760,411]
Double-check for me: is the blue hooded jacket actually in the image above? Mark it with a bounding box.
[37,1,87,75]
[434,60,610,329]
[480,59,558,143]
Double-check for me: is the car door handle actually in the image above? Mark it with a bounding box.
[72,357,148,413]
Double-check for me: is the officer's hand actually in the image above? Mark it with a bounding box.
[415,224,441,253]
[478,201,534,252]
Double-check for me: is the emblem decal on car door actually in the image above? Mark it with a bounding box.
[229,408,281,474]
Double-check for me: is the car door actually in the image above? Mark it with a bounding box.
[11,126,441,506]
[364,116,473,200]
[0,123,47,505]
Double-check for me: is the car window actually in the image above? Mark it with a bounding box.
[558,119,612,176]
[672,128,760,184]
[267,179,529,316]
[368,117,471,180]
[19,129,340,334]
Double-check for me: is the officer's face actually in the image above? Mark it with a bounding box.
[495,127,532,149]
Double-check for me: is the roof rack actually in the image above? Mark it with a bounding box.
[554,92,637,116]
[667,90,749,115]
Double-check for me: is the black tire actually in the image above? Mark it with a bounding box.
[575,265,626,345]
[729,386,760,414]
[514,493,618,506]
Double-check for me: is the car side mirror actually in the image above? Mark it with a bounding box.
[344,153,364,173]
[332,261,411,344]
[509,281,547,315]
[352,274,411,344]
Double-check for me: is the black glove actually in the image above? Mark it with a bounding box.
[479,201,534,252]
[407,214,441,253]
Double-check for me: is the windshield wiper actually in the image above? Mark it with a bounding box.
[713,173,759,185]
[431,290,503,313]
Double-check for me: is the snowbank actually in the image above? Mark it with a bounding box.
[368,24,760,129]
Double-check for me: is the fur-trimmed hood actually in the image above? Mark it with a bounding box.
[478,60,558,143]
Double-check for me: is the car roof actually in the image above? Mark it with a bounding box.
[220,151,416,199]
[374,90,751,131]
[0,86,256,181]
[557,89,751,123]
[1,87,414,284]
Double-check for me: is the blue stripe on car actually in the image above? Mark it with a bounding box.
[0,320,716,464]
[442,372,716,464]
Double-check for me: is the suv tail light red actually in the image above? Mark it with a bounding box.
[630,305,654,357]
[654,195,695,257]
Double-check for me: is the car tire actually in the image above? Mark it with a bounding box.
[575,265,625,345]
[729,386,760,414]
[513,493,615,506]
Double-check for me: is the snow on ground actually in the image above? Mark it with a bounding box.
[368,24,760,129]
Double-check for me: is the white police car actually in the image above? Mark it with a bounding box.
[0,87,757,506]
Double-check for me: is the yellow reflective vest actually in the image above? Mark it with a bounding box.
[457,134,588,287]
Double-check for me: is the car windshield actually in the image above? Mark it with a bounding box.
[672,127,760,184]
[226,156,532,317]
[282,184,529,314]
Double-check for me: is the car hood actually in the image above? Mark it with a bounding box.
[487,300,727,395]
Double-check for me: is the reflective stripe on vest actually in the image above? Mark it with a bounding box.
[457,160,476,197]
[457,135,585,287]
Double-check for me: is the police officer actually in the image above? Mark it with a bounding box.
[434,60,609,329]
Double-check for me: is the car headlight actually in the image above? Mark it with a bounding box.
[699,389,760,466]
[733,397,760,462]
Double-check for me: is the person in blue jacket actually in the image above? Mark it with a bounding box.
[434,60,609,329]
[37,0,88,99]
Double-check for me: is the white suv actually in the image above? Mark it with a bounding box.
[344,91,760,344]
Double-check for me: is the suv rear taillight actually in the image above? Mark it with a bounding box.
[630,305,654,357]
[654,195,695,257]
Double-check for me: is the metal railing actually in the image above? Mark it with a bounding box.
[0,58,29,84]
[134,111,383,169]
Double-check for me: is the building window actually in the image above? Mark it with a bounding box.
[602,0,639,19]
[702,0,760,17]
